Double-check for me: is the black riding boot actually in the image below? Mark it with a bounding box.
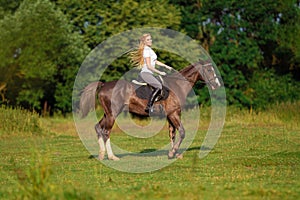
[145,88,161,113]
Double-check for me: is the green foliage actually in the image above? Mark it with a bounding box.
[55,0,181,48]
[274,0,300,78]
[0,0,88,112]
[0,0,22,18]
[176,0,300,108]
[248,69,300,109]
[1,0,300,113]
[56,0,182,86]
[0,105,42,135]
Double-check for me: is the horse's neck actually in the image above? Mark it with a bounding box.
[179,65,201,86]
[165,65,201,98]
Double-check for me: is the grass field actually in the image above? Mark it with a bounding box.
[0,103,299,199]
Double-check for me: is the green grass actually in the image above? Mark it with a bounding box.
[0,102,299,199]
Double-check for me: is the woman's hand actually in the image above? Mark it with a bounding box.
[160,71,166,76]
[165,65,172,70]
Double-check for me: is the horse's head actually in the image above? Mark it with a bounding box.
[196,60,222,90]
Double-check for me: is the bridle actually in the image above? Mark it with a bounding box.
[200,63,217,87]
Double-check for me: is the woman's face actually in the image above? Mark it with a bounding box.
[144,35,152,47]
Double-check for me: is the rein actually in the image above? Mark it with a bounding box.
[164,74,206,84]
[165,63,212,85]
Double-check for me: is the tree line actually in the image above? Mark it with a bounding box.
[1,0,299,115]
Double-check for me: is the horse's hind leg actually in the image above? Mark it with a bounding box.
[95,115,120,161]
[168,122,176,149]
[95,118,106,160]
[105,137,119,161]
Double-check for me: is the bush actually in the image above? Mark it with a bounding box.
[0,106,42,135]
[247,69,300,109]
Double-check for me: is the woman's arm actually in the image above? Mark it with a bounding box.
[155,60,172,70]
[145,57,166,75]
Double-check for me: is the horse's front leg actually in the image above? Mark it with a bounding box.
[168,123,176,149]
[168,122,185,159]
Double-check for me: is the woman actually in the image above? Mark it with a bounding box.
[130,33,172,113]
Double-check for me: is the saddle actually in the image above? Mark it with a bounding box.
[132,75,169,101]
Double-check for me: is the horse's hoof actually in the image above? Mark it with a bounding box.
[176,153,183,159]
[168,151,175,159]
[98,152,105,160]
[108,155,120,161]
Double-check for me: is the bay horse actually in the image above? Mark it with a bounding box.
[79,60,221,160]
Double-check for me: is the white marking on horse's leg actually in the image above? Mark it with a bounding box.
[105,138,113,156]
[106,138,120,161]
[98,137,106,160]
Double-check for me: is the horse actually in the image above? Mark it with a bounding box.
[79,60,222,160]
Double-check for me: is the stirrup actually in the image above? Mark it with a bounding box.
[145,104,152,113]
[145,88,161,113]
[145,106,154,113]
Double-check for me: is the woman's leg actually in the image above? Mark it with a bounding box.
[140,72,162,89]
[140,72,162,112]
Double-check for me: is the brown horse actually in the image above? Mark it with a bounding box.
[79,60,221,160]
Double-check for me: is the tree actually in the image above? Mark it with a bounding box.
[269,0,300,79]
[0,0,22,18]
[1,0,299,113]
[54,0,182,48]
[53,0,183,82]
[0,0,88,113]
[173,0,300,108]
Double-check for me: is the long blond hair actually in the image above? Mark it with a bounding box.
[129,33,151,69]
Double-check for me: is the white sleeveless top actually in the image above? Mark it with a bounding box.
[141,46,157,74]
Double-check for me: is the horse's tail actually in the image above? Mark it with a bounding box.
[79,81,104,118]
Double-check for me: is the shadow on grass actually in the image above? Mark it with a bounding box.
[186,146,212,151]
[88,149,169,159]
[88,145,212,159]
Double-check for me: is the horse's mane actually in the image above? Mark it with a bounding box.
[178,64,195,74]
[170,59,211,79]
[166,64,196,80]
